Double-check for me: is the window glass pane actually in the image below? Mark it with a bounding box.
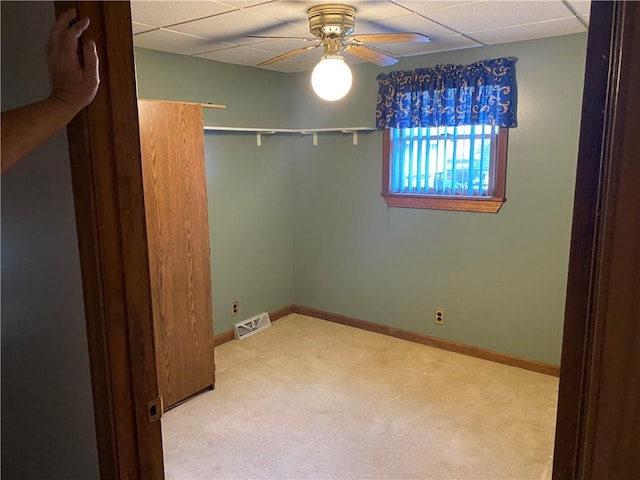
[390,125,498,198]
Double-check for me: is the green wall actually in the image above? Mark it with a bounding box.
[134,32,586,364]
[134,48,291,128]
[135,49,296,334]
[203,133,295,335]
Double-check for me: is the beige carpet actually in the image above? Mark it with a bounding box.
[161,314,558,479]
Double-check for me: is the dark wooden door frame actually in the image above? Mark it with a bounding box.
[553,1,640,477]
[60,1,638,478]
[57,1,164,478]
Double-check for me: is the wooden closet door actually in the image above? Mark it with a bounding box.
[138,100,215,408]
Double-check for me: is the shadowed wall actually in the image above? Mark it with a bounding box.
[1,2,99,478]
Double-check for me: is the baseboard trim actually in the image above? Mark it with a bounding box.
[269,304,296,322]
[214,304,559,376]
[292,305,560,377]
[213,329,235,347]
[213,305,296,347]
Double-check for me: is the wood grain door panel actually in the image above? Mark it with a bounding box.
[138,100,215,408]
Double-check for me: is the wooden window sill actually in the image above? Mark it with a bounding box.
[381,193,506,213]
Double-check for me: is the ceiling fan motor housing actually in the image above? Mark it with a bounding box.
[258,3,417,68]
[308,4,356,39]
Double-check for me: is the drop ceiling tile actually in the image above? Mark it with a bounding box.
[244,37,321,55]
[344,1,413,22]
[131,0,593,73]
[169,9,306,44]
[132,21,157,34]
[241,22,312,45]
[247,0,411,24]
[130,1,236,28]
[134,28,236,56]
[424,1,576,34]
[245,1,321,23]
[565,0,590,26]
[353,12,459,38]
[393,1,484,15]
[470,16,586,45]
[565,0,591,16]
[217,0,275,8]
[378,34,482,57]
[196,44,315,71]
[195,45,270,66]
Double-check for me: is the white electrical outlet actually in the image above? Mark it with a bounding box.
[231,301,239,317]
[434,307,445,325]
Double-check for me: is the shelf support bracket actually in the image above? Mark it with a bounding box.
[300,131,318,146]
[341,130,359,145]
[256,131,276,147]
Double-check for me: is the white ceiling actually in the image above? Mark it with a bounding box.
[131,0,590,73]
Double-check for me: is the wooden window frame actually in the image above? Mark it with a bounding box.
[381,127,508,213]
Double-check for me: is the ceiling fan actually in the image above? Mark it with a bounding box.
[251,4,431,68]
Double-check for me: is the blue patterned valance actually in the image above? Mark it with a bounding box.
[376,57,517,129]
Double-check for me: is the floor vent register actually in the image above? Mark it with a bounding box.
[233,312,271,340]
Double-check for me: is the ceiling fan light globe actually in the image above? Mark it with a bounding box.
[311,56,352,101]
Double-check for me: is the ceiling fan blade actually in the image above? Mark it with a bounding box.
[257,44,320,67]
[349,33,431,44]
[344,44,398,67]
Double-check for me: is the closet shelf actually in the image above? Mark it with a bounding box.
[203,126,376,146]
[139,98,226,109]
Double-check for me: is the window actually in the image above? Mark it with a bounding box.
[382,125,508,213]
[375,57,517,212]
